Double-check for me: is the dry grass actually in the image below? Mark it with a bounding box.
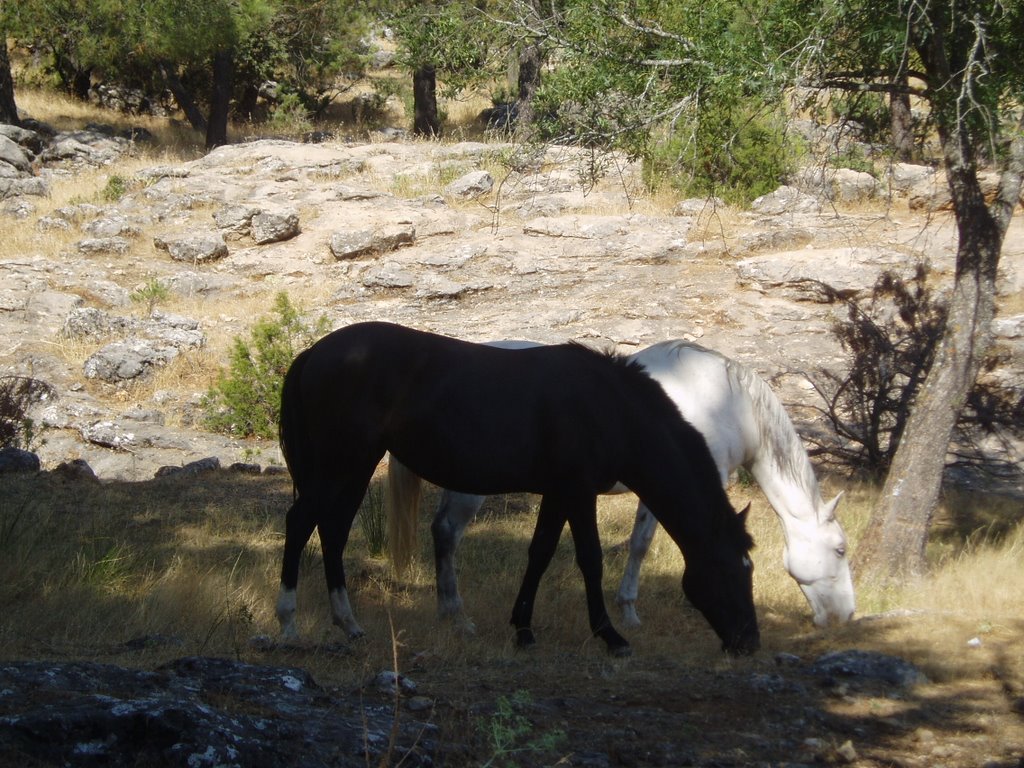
[1,466,1019,679]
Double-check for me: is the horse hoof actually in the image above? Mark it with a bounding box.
[515,628,537,649]
[609,644,633,658]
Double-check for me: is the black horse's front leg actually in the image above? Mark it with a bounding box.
[510,494,566,647]
[567,498,632,657]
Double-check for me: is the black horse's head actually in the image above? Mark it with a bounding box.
[681,503,760,655]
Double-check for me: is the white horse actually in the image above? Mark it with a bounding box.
[388,339,855,630]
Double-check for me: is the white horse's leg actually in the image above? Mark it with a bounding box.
[616,502,658,627]
[432,490,485,633]
[329,588,365,639]
[276,585,299,640]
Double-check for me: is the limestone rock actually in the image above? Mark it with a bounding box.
[154,231,229,263]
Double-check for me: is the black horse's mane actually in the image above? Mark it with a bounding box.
[564,341,754,550]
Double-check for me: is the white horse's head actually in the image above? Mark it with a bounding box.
[782,492,855,627]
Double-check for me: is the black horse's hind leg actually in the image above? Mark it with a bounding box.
[510,494,568,648]
[567,501,631,657]
[318,468,380,639]
[277,496,318,639]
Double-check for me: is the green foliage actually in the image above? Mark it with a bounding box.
[479,690,566,768]
[646,101,795,204]
[518,0,799,202]
[5,0,368,125]
[203,293,328,439]
[0,376,55,451]
[359,482,387,557]
[101,174,128,201]
[268,90,314,133]
[389,1,493,93]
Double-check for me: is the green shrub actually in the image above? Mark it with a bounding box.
[203,293,328,439]
[101,174,130,202]
[0,376,55,451]
[479,690,566,768]
[645,103,796,205]
[130,277,170,315]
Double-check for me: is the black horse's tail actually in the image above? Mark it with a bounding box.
[279,345,313,499]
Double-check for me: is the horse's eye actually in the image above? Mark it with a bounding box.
[835,546,847,558]
[742,556,753,571]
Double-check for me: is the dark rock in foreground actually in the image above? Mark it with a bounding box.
[0,656,438,767]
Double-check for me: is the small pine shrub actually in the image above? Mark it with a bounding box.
[101,175,128,201]
[203,293,329,439]
[130,277,170,315]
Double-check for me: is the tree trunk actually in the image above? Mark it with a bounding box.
[53,52,91,100]
[412,65,440,138]
[514,43,542,134]
[855,113,1023,581]
[205,49,233,150]
[0,36,19,126]
[159,62,207,132]
[890,87,914,163]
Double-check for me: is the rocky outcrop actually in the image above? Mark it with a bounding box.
[0,656,438,767]
[0,134,1019,483]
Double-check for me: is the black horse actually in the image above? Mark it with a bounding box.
[276,321,759,655]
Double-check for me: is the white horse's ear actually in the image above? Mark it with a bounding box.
[822,492,844,521]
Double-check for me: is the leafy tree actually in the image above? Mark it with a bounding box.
[496,0,797,201]
[4,0,367,145]
[779,0,1024,580]
[389,1,495,136]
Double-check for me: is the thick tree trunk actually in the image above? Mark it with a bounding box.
[855,114,1023,581]
[412,65,440,138]
[53,52,91,100]
[890,88,914,163]
[0,36,19,126]
[159,62,207,132]
[514,43,542,134]
[205,50,234,150]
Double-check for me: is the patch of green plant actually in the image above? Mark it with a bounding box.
[130,277,171,314]
[829,143,876,176]
[479,690,566,768]
[269,91,314,135]
[359,481,388,557]
[101,174,129,202]
[203,292,329,439]
[0,376,56,451]
[75,540,136,593]
[645,103,795,206]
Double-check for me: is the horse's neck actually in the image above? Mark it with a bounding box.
[736,365,823,525]
[748,458,822,525]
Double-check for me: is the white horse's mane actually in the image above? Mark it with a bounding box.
[665,341,822,506]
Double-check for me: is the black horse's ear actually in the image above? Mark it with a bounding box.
[737,502,752,520]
